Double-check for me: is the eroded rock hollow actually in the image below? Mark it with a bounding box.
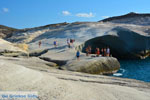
[79,27,150,59]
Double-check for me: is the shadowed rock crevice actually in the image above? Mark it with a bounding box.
[39,57,68,66]
[29,49,49,57]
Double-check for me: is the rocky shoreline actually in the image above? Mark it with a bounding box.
[1,12,150,99]
[0,55,150,100]
[0,38,120,75]
[0,38,150,99]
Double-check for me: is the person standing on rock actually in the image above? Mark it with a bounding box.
[104,48,107,56]
[67,39,69,45]
[76,50,80,61]
[101,48,104,56]
[106,47,110,57]
[70,39,73,45]
[88,45,91,55]
[39,41,42,48]
[67,39,71,48]
[86,45,91,56]
[95,48,100,57]
[70,39,75,48]
[54,40,57,48]
[86,47,89,56]
[68,43,71,48]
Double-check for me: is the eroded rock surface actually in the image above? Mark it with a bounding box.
[7,21,150,59]
[63,57,120,74]
[0,39,27,57]
[0,56,150,100]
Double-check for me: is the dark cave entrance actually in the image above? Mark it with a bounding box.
[81,35,139,59]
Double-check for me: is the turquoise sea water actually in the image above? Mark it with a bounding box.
[113,58,150,82]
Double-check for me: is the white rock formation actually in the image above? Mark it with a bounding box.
[63,57,120,74]
[1,13,150,100]
[0,39,25,53]
[7,21,150,59]
[0,56,150,100]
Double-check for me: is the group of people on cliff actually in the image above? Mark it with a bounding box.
[76,46,111,61]
[38,38,75,49]
[85,46,110,57]
[38,40,111,61]
[67,38,75,48]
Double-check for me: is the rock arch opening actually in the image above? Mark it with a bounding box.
[78,34,150,59]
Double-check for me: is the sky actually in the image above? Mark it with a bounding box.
[0,0,150,29]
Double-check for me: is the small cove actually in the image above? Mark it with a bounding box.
[113,58,150,82]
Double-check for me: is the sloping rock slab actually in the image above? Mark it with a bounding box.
[62,57,120,74]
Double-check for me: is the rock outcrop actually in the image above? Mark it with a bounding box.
[0,39,26,53]
[62,57,120,74]
[38,47,120,74]
[0,36,120,75]
[7,15,150,59]
[79,27,150,59]
[0,39,27,57]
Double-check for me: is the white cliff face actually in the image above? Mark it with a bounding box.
[1,14,150,99]
[6,21,150,59]
[7,22,150,49]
